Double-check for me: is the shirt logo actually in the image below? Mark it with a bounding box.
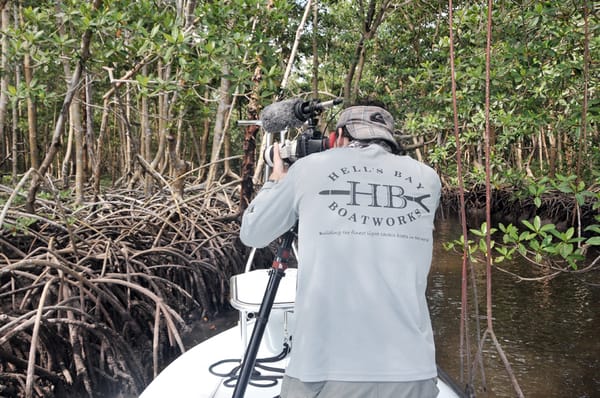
[319,182,431,212]
[318,165,434,228]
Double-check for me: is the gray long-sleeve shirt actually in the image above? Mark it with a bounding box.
[240,144,441,382]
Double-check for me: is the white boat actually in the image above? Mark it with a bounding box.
[140,268,465,398]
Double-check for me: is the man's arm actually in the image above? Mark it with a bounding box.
[240,143,298,248]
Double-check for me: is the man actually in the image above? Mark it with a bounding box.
[240,102,441,398]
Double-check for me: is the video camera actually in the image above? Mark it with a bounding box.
[260,97,342,167]
[263,134,332,167]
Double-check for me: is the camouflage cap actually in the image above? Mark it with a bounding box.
[335,106,399,151]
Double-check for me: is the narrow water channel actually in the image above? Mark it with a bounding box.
[429,217,600,397]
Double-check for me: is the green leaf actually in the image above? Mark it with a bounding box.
[151,24,160,38]
[520,231,535,241]
[479,238,487,253]
[558,243,573,259]
[541,234,553,247]
[585,225,600,234]
[533,216,541,231]
[164,47,174,62]
[535,253,542,263]
[205,41,216,53]
[522,219,534,231]
[585,237,600,246]
[564,227,574,240]
[470,228,485,237]
[540,223,556,232]
[530,240,540,251]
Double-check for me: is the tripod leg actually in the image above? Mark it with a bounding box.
[232,230,295,397]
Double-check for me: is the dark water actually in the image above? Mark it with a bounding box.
[429,218,600,398]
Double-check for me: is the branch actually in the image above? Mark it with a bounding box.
[280,0,312,91]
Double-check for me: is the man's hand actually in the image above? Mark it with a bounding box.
[268,142,287,182]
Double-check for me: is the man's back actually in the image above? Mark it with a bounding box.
[241,144,441,382]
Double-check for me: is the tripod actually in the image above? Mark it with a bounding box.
[231,228,295,398]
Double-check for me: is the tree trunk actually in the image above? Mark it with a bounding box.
[100,56,153,191]
[241,65,263,212]
[577,0,590,180]
[57,10,82,194]
[11,97,17,182]
[343,36,365,104]
[141,65,152,194]
[74,92,85,204]
[60,113,74,187]
[84,72,98,193]
[205,63,232,188]
[150,60,169,175]
[515,137,523,171]
[311,0,319,98]
[167,132,189,200]
[198,115,210,182]
[547,127,557,178]
[26,0,103,213]
[9,2,20,182]
[114,83,136,188]
[342,0,392,104]
[224,130,240,181]
[0,6,9,174]
[23,52,39,169]
[55,0,86,202]
[351,45,367,103]
[184,0,197,28]
[280,0,312,91]
[93,97,110,193]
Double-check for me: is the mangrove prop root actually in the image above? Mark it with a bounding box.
[0,183,249,397]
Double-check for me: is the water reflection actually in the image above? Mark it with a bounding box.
[429,217,600,397]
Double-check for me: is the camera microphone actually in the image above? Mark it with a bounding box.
[260,97,343,133]
[260,98,306,133]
